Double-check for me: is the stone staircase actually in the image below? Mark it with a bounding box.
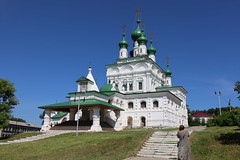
[137,131,179,159]
[0,130,75,145]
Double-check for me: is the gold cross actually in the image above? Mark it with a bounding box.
[166,56,171,65]
[149,33,153,40]
[136,8,141,18]
[122,24,126,33]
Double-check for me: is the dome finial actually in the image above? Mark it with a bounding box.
[165,56,172,77]
[147,33,157,55]
[136,8,141,19]
[131,9,143,41]
[166,56,170,68]
[119,24,128,48]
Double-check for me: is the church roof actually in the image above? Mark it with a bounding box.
[192,112,213,117]
[39,98,124,111]
[76,76,93,83]
[86,66,99,92]
[106,55,165,72]
[51,112,68,119]
[155,86,188,94]
[100,84,119,92]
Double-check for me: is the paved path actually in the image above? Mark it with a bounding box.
[0,130,77,145]
[125,126,206,160]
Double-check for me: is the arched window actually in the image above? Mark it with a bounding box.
[128,102,133,108]
[122,84,127,91]
[139,82,143,90]
[141,101,146,108]
[129,83,133,91]
[153,101,158,107]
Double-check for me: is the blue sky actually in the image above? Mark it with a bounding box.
[1,0,239,126]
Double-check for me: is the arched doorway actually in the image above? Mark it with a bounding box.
[127,116,133,128]
[141,117,146,127]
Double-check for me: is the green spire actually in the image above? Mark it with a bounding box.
[119,33,128,48]
[147,40,156,55]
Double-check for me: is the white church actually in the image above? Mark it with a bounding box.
[39,13,188,132]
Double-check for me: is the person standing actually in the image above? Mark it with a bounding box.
[177,125,192,160]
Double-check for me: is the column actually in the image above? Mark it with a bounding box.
[89,108,93,120]
[114,110,123,131]
[41,109,51,132]
[89,107,102,132]
[69,108,77,121]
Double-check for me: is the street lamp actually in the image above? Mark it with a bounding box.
[76,93,80,136]
[215,91,222,115]
[74,92,81,136]
[75,91,85,136]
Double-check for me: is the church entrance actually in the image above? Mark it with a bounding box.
[127,116,133,128]
[141,117,146,127]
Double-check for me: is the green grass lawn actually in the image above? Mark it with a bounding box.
[0,130,154,160]
[191,126,240,160]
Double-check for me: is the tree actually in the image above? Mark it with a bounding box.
[234,81,240,100]
[207,108,240,127]
[0,79,19,128]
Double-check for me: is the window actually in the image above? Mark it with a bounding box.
[129,83,133,91]
[141,101,146,108]
[108,99,113,104]
[122,84,127,91]
[128,102,133,108]
[139,82,142,90]
[80,82,87,92]
[153,101,158,107]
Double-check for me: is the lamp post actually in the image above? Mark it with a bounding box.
[76,93,80,136]
[215,91,222,115]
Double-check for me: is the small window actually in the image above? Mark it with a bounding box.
[122,84,127,91]
[80,82,87,92]
[128,102,133,108]
[153,101,158,107]
[129,83,133,91]
[141,101,146,108]
[139,82,142,90]
[108,99,113,104]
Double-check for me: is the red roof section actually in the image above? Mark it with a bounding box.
[192,112,213,117]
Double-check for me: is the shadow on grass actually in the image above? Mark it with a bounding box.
[217,132,240,145]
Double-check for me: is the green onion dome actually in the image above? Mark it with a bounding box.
[119,33,128,48]
[165,65,172,77]
[137,31,148,45]
[147,40,157,55]
[131,19,142,41]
